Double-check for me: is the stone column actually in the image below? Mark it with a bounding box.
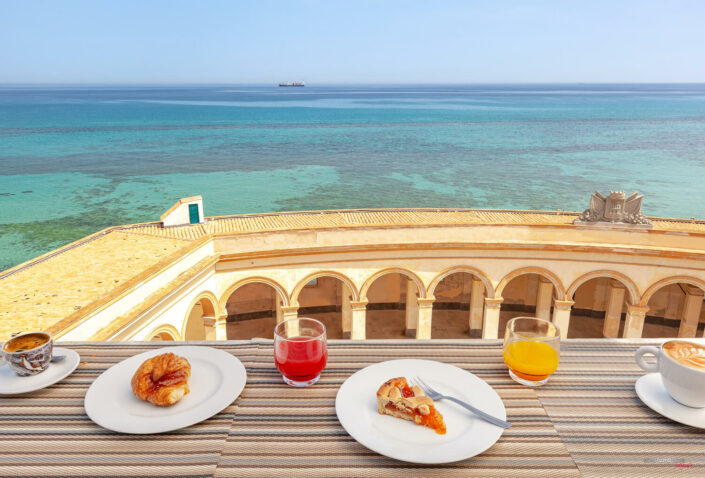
[275,298,284,323]
[535,278,554,320]
[482,297,504,339]
[469,278,485,338]
[603,280,626,338]
[623,304,649,338]
[341,284,353,339]
[526,275,539,307]
[215,314,228,341]
[593,278,608,313]
[279,306,299,321]
[679,286,704,338]
[203,316,217,340]
[415,298,435,339]
[350,300,368,340]
[405,279,420,338]
[278,306,299,336]
[665,286,682,319]
[552,300,574,339]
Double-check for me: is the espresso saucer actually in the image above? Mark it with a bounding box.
[0,347,80,395]
[635,373,705,429]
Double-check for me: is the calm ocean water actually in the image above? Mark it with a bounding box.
[1,84,705,271]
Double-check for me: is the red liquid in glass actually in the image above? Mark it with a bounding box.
[275,336,327,382]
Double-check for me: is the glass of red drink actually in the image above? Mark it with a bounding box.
[274,317,327,387]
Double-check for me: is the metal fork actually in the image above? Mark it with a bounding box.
[412,376,511,429]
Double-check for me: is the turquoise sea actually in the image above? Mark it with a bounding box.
[1,84,705,271]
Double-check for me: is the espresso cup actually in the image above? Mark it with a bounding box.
[635,340,705,408]
[1,332,53,376]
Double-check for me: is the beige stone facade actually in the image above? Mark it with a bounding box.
[2,207,705,342]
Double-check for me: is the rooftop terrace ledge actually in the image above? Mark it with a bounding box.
[2,208,705,342]
[4,207,705,280]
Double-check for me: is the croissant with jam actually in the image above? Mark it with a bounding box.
[377,377,446,434]
[131,353,191,406]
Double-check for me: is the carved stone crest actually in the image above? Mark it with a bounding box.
[573,191,652,228]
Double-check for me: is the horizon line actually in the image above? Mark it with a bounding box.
[0,82,705,90]
[2,81,705,87]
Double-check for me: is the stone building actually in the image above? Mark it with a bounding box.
[2,195,704,343]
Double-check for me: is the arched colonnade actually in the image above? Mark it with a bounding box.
[171,266,705,341]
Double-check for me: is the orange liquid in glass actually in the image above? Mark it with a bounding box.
[503,340,559,381]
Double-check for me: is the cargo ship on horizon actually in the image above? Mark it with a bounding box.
[279,81,305,87]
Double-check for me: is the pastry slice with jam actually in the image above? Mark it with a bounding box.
[376,377,446,434]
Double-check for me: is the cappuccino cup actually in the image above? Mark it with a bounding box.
[635,340,705,408]
[1,332,53,376]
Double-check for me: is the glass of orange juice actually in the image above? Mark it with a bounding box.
[503,317,560,387]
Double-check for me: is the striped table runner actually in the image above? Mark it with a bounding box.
[537,339,705,478]
[216,340,579,477]
[1,339,702,477]
[0,342,258,477]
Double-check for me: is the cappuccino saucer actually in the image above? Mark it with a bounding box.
[0,347,80,395]
[635,373,705,429]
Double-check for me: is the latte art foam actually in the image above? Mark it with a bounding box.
[663,341,705,370]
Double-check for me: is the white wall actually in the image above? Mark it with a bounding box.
[162,199,204,227]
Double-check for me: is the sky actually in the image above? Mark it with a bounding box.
[1,0,704,84]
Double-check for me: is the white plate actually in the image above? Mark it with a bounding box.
[635,373,705,429]
[335,359,506,464]
[84,346,246,434]
[0,347,80,395]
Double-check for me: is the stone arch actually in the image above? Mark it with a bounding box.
[360,267,426,301]
[182,291,220,340]
[290,271,360,307]
[427,266,494,299]
[639,276,705,306]
[567,270,639,305]
[147,324,182,341]
[495,266,566,299]
[218,276,290,313]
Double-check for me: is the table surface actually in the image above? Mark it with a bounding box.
[1,339,703,477]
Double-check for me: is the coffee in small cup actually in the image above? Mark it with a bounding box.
[662,340,705,371]
[1,331,53,376]
[3,333,50,353]
[636,340,705,408]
